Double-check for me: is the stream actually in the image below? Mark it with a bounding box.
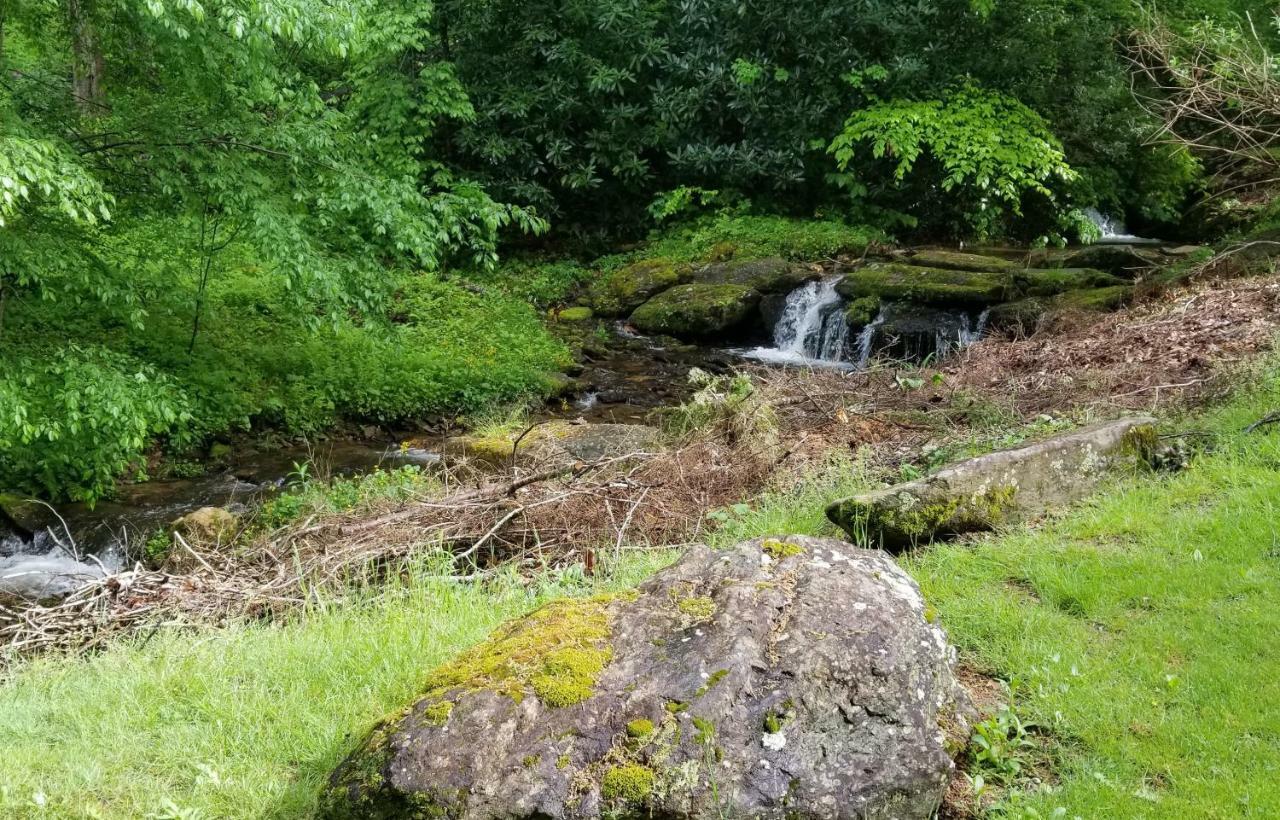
[3,217,1166,600]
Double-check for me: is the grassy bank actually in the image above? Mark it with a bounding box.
[3,367,1279,817]
[0,553,672,818]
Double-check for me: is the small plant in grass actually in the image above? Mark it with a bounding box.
[969,703,1037,782]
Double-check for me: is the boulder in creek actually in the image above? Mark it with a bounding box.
[900,249,1018,273]
[988,285,1133,336]
[828,417,1157,550]
[172,506,238,544]
[1059,244,1160,277]
[446,423,661,467]
[836,263,1012,306]
[694,257,819,294]
[589,259,693,317]
[1016,268,1125,297]
[321,535,973,820]
[629,283,762,340]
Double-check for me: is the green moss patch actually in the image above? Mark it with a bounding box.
[589,258,691,316]
[675,596,716,621]
[836,263,1011,306]
[626,718,656,740]
[762,538,805,559]
[629,283,762,339]
[601,763,656,802]
[418,595,616,708]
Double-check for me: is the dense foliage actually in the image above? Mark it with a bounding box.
[0,0,1273,500]
[429,0,1271,239]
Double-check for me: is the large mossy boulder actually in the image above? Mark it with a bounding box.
[836,263,1011,306]
[903,249,1017,273]
[322,536,972,820]
[694,257,817,294]
[1059,245,1160,277]
[989,285,1133,335]
[828,417,1157,550]
[1018,268,1126,297]
[589,259,692,317]
[629,283,761,339]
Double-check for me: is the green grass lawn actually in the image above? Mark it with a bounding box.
[907,389,1280,818]
[2,374,1280,817]
[0,554,672,819]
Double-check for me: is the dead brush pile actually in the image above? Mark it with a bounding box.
[5,273,1279,665]
[0,373,786,664]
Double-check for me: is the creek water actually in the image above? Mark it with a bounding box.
[739,278,852,367]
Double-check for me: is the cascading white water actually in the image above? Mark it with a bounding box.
[742,278,851,366]
[853,305,889,369]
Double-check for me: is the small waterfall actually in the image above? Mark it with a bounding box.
[772,278,849,360]
[743,278,850,366]
[853,305,889,369]
[1083,207,1153,244]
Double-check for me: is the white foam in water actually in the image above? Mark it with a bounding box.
[853,304,889,369]
[1083,208,1155,244]
[740,278,852,368]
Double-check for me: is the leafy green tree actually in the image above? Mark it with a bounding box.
[829,86,1077,238]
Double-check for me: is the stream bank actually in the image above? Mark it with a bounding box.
[0,236,1214,605]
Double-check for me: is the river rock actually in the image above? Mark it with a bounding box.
[1060,245,1159,277]
[1017,268,1125,297]
[828,417,1157,549]
[172,507,238,544]
[988,285,1133,336]
[629,283,762,339]
[695,257,818,294]
[0,494,55,537]
[589,259,692,317]
[902,249,1017,273]
[447,423,661,467]
[321,536,972,820]
[836,263,1012,306]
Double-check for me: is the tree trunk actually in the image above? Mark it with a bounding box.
[66,0,105,113]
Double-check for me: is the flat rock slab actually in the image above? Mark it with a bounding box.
[828,417,1157,550]
[901,249,1018,273]
[836,263,1012,306]
[322,536,971,819]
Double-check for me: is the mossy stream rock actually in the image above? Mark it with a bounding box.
[446,423,661,467]
[322,536,972,820]
[694,257,818,293]
[988,285,1133,335]
[902,249,1018,273]
[589,259,692,317]
[827,417,1157,550]
[1017,268,1125,297]
[629,283,761,339]
[1059,244,1161,278]
[836,263,1012,306]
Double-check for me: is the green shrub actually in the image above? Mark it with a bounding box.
[0,346,190,503]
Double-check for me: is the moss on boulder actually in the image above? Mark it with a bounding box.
[844,295,882,328]
[904,249,1017,273]
[836,263,1012,306]
[321,537,972,819]
[589,259,691,316]
[694,257,816,294]
[827,417,1157,549]
[1018,268,1125,297]
[989,285,1133,335]
[553,306,594,322]
[629,283,761,340]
